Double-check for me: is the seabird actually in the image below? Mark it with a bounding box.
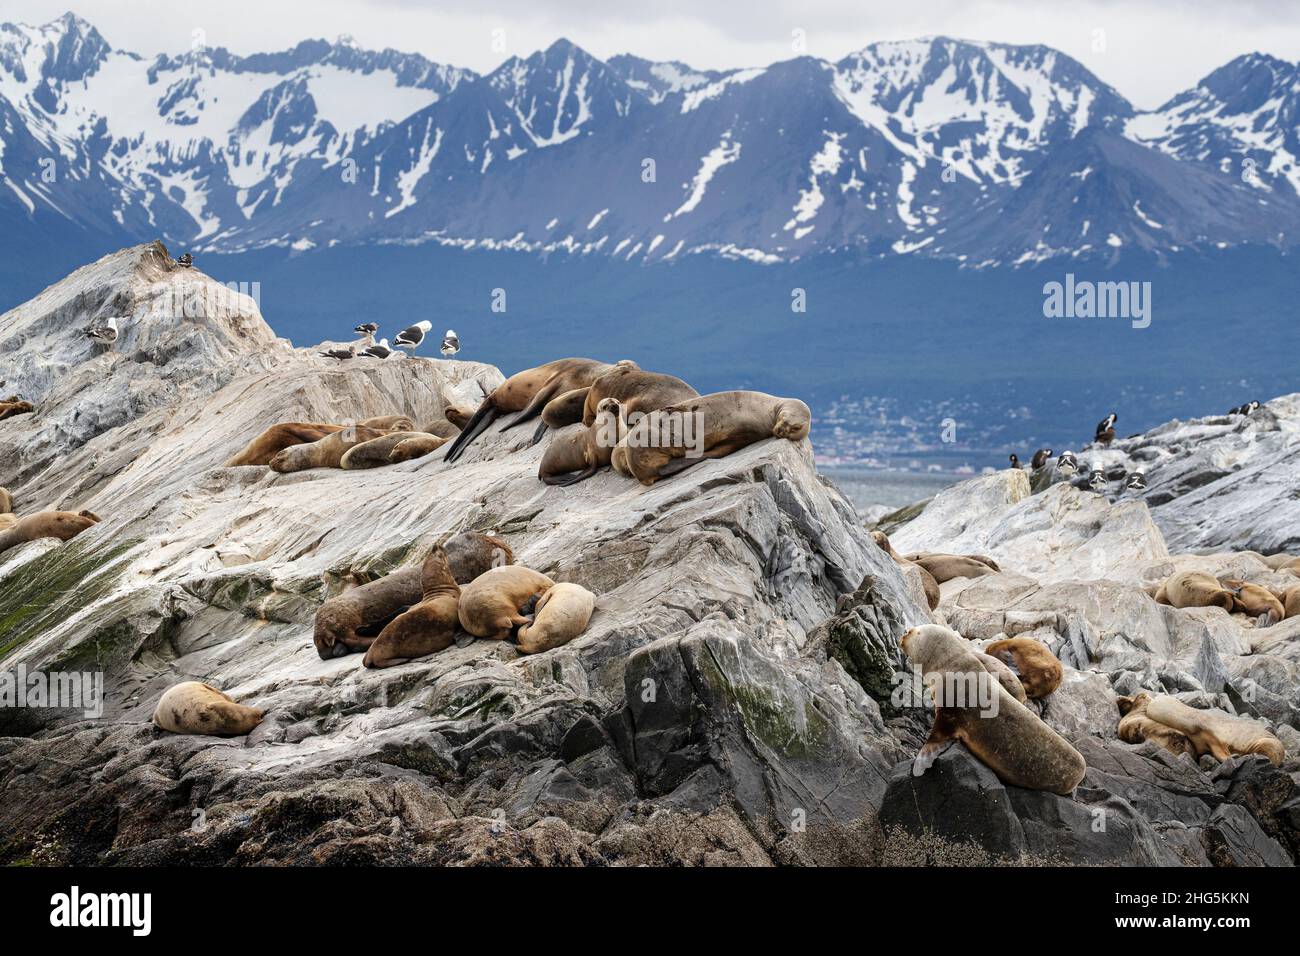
[1094,412,1117,445]
[86,315,118,344]
[320,346,355,362]
[360,338,396,360]
[1088,464,1107,492]
[393,320,432,352]
[1228,400,1261,416]
[1030,447,1053,470]
[441,329,460,358]
[1125,468,1147,492]
[1056,450,1078,477]
[1008,454,1021,470]
[354,322,378,339]
[177,253,193,268]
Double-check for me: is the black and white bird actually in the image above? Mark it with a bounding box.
[393,320,432,352]
[441,329,460,358]
[1227,400,1261,416]
[360,338,396,360]
[320,346,355,362]
[1088,464,1107,492]
[177,253,193,268]
[1008,454,1021,470]
[353,322,378,344]
[1030,447,1053,470]
[1056,450,1078,478]
[1125,468,1147,492]
[1094,412,1117,445]
[86,315,118,345]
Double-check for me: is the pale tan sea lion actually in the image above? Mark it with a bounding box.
[0,486,11,514]
[905,551,1000,572]
[340,431,439,469]
[153,681,264,736]
[1118,692,1284,766]
[270,425,391,472]
[909,554,998,584]
[1116,694,1196,758]
[982,637,1063,699]
[1154,570,1235,611]
[0,514,17,531]
[1259,553,1297,571]
[363,545,461,668]
[313,532,512,659]
[515,582,595,654]
[389,433,449,463]
[0,400,34,421]
[444,358,617,461]
[901,624,1086,794]
[457,565,556,641]
[621,390,811,486]
[1219,577,1284,625]
[870,530,940,611]
[0,510,100,555]
[538,398,624,486]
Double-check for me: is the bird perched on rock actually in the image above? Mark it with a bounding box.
[354,322,379,344]
[1008,454,1021,469]
[1095,413,1117,445]
[1030,447,1053,469]
[1125,468,1147,492]
[1057,450,1078,477]
[360,338,396,360]
[393,320,432,353]
[320,346,354,362]
[1088,464,1107,492]
[441,329,460,357]
[86,315,118,345]
[1228,400,1261,416]
[177,253,193,268]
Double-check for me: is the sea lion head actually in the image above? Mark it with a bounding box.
[900,623,962,667]
[614,359,639,370]
[772,399,811,441]
[870,530,891,552]
[51,511,100,538]
[1116,691,1153,716]
[268,446,301,473]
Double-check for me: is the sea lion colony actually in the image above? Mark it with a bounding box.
[4,352,1296,804]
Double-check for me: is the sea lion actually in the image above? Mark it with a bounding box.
[0,486,11,514]
[515,582,596,654]
[870,530,940,611]
[972,649,1028,704]
[621,390,811,486]
[1259,553,1297,571]
[363,545,461,668]
[224,422,346,466]
[538,398,624,486]
[153,681,264,737]
[1153,570,1234,611]
[389,434,449,463]
[313,532,512,658]
[1116,693,1196,759]
[340,431,444,469]
[0,510,101,555]
[538,386,592,433]
[1117,692,1284,766]
[444,404,474,430]
[908,553,998,584]
[359,415,415,432]
[270,425,391,472]
[420,418,461,440]
[982,637,1062,699]
[0,399,35,421]
[444,358,617,461]
[1276,584,1300,620]
[580,364,699,427]
[0,515,15,531]
[1219,577,1285,625]
[901,624,1086,794]
[457,565,556,641]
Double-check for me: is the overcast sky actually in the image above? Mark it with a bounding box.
[8,0,1300,109]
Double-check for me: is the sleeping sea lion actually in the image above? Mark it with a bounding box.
[363,545,461,668]
[457,566,556,641]
[153,681,264,736]
[515,582,596,654]
[1117,692,1284,766]
[0,510,100,555]
[981,636,1063,699]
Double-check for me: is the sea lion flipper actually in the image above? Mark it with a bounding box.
[531,420,549,446]
[544,464,598,486]
[913,709,959,777]
[444,401,500,462]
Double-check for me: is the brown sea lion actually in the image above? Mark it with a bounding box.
[1154,570,1234,611]
[0,514,16,531]
[909,554,998,584]
[1276,584,1300,620]
[1116,693,1196,759]
[0,510,100,554]
[0,486,11,514]
[420,418,461,440]
[538,386,592,432]
[621,390,811,486]
[972,649,1028,704]
[580,364,699,427]
[1118,692,1284,766]
[516,582,595,654]
[1260,553,1297,571]
[389,434,449,463]
[313,532,512,659]
[457,565,556,641]
[224,417,409,467]
[363,546,461,668]
[870,530,940,611]
[1219,577,1285,626]
[982,637,1063,699]
[444,358,617,462]
[901,624,1086,794]
[444,404,474,430]
[538,398,624,486]
[269,425,392,472]
[359,415,415,432]
[153,681,264,736]
[340,431,442,469]
[0,400,34,421]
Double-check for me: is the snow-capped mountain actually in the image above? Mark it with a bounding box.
[2,13,1299,266]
